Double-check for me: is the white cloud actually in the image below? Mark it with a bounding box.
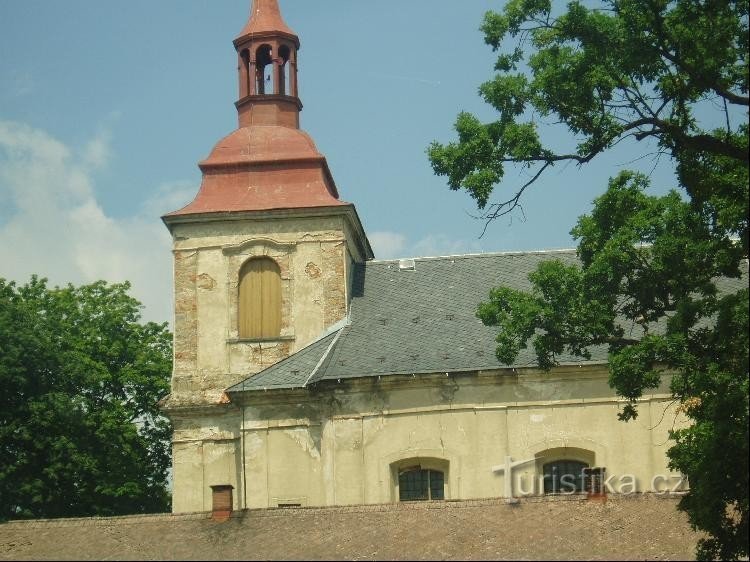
[411,233,483,258]
[0,120,194,325]
[139,181,196,219]
[368,230,484,260]
[369,231,407,260]
[81,128,113,171]
[0,120,490,325]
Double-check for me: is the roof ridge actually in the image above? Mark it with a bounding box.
[303,327,345,387]
[226,328,341,393]
[368,248,577,264]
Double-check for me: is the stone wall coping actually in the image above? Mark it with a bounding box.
[1,492,682,529]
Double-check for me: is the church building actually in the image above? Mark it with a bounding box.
[161,0,682,513]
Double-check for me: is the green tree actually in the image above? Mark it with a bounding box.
[428,1,748,559]
[0,277,172,520]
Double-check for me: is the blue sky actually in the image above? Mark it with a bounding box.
[0,0,679,324]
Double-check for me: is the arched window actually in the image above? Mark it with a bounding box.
[255,44,273,95]
[398,468,444,501]
[278,45,291,95]
[543,460,589,494]
[238,257,281,339]
[239,49,251,97]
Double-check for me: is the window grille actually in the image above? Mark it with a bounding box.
[543,460,589,494]
[398,469,445,501]
[583,467,607,495]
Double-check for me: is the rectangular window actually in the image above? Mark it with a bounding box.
[239,257,281,339]
[399,469,444,501]
[543,460,588,494]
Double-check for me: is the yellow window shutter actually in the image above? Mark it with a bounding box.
[239,258,281,339]
[259,258,282,337]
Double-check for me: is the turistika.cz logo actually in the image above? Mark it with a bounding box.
[491,456,688,498]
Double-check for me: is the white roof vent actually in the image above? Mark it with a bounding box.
[398,258,416,271]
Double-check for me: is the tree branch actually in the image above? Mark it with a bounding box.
[623,117,748,161]
[476,162,551,237]
[658,48,749,106]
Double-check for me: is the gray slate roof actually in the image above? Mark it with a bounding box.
[234,331,339,390]
[229,250,612,393]
[227,250,749,393]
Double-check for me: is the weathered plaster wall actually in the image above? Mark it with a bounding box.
[165,214,684,515]
[170,367,687,513]
[166,211,366,513]
[170,408,241,513]
[167,214,357,408]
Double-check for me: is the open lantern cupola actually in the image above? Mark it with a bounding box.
[235,0,301,128]
[163,0,375,225]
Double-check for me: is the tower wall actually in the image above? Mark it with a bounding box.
[169,212,361,407]
[162,0,372,513]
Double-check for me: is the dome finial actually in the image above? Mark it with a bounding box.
[239,0,296,38]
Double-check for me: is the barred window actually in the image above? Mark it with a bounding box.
[543,460,589,494]
[398,468,444,501]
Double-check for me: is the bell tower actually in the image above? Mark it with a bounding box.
[162,0,372,451]
[234,0,301,128]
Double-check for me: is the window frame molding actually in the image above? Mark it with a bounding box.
[389,456,450,503]
[528,438,607,470]
[223,237,297,342]
[533,446,596,496]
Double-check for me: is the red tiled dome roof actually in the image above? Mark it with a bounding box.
[199,126,320,167]
[165,126,347,217]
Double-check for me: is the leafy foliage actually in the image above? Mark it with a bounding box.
[0,277,172,520]
[428,0,748,228]
[430,1,748,559]
[477,173,748,559]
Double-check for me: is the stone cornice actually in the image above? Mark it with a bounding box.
[163,204,374,260]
